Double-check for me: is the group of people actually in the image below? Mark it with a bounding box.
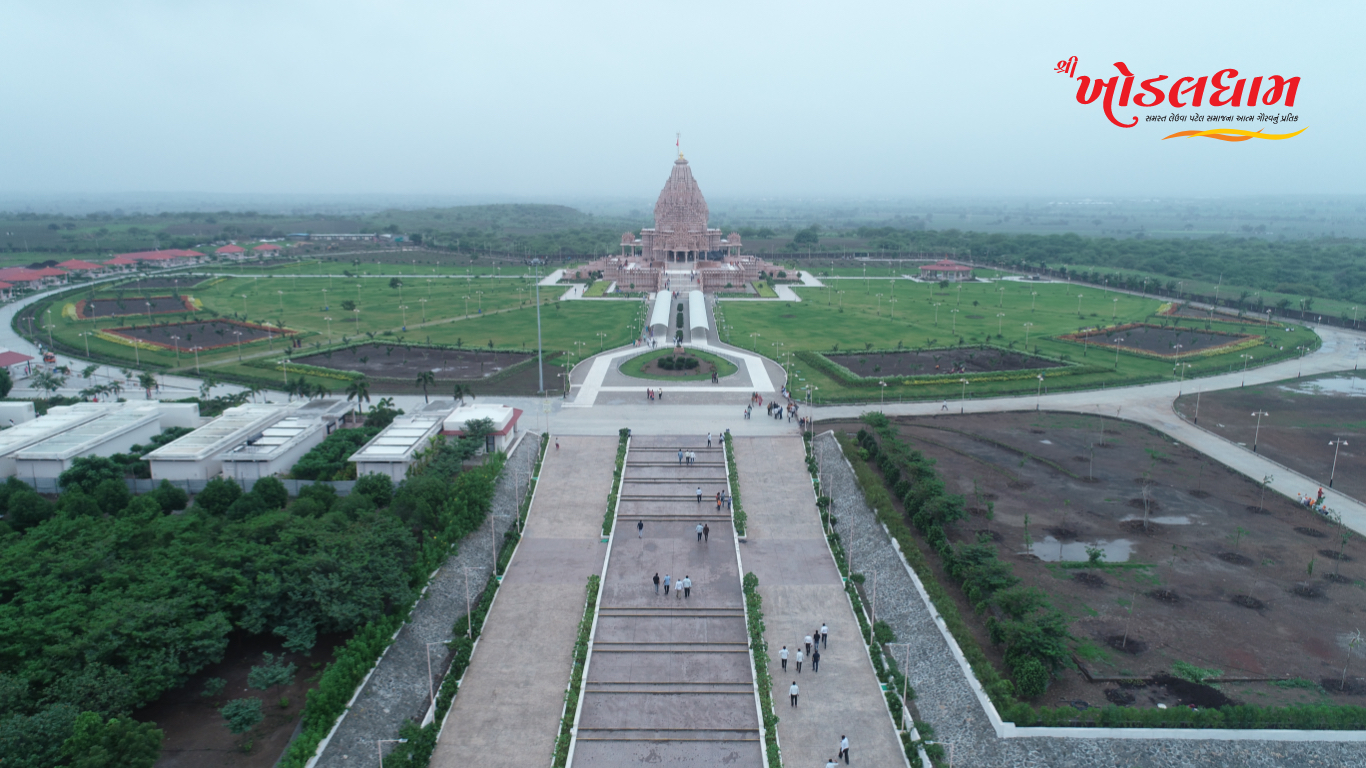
[651,572,692,599]
[784,624,851,763]
[678,448,696,465]
[645,387,664,401]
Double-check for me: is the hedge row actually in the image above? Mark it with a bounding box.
[722,433,747,536]
[742,573,780,767]
[553,575,602,766]
[602,428,630,536]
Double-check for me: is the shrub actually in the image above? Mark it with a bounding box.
[1011,656,1049,699]
[201,678,226,697]
[150,480,189,512]
[247,653,296,691]
[251,476,289,511]
[219,698,263,735]
[353,473,393,507]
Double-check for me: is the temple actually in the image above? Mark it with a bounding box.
[577,154,778,292]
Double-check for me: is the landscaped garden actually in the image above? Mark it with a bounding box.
[715,279,1319,403]
[618,348,739,381]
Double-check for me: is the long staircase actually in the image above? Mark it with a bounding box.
[570,435,761,766]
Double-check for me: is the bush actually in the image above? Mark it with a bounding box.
[247,653,296,691]
[1011,656,1049,699]
[58,456,122,494]
[150,480,189,513]
[60,712,162,768]
[353,473,393,507]
[251,477,289,511]
[201,678,226,697]
[195,477,241,515]
[219,698,263,735]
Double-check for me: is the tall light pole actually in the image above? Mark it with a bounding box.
[996,313,1005,335]
[170,335,181,365]
[1076,293,1084,314]
[749,332,761,352]
[242,293,248,319]
[888,297,897,320]
[959,377,969,413]
[950,308,959,333]
[463,295,470,317]
[875,293,882,316]
[1328,438,1349,487]
[1240,353,1254,387]
[1023,322,1034,348]
[933,302,943,326]
[1174,361,1191,395]
[997,286,1005,307]
[277,289,285,314]
[419,297,428,323]
[399,304,408,330]
[1250,410,1269,453]
[324,316,332,343]
[192,345,202,373]
[1296,345,1307,377]
[475,290,484,312]
[596,331,607,351]
[1112,297,1119,320]
[322,288,328,310]
[1036,373,1044,411]
[878,380,887,405]
[1113,339,1123,369]
[1030,291,1038,312]
[234,330,243,361]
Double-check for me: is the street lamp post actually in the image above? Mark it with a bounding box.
[888,297,897,319]
[277,290,284,314]
[1076,293,1084,314]
[80,331,91,357]
[463,295,470,317]
[1112,297,1119,319]
[875,293,882,316]
[998,286,1005,307]
[878,380,887,405]
[1174,361,1191,395]
[170,335,181,365]
[1296,345,1307,377]
[419,298,428,323]
[1036,373,1044,411]
[950,308,959,333]
[1031,291,1038,312]
[399,305,408,330]
[1240,353,1254,386]
[1023,322,1034,348]
[596,332,607,351]
[475,290,484,312]
[321,288,328,310]
[959,377,969,413]
[996,313,1005,335]
[1329,438,1349,487]
[324,317,332,343]
[241,294,248,318]
[192,345,202,373]
[933,302,943,326]
[234,331,243,361]
[749,332,761,352]
[1250,410,1269,453]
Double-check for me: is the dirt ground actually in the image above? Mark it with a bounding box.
[1175,371,1366,505]
[1060,322,1251,358]
[1063,324,1255,357]
[828,348,1062,377]
[827,412,1366,710]
[105,277,200,291]
[296,343,532,380]
[79,296,191,318]
[112,320,290,350]
[141,631,343,768]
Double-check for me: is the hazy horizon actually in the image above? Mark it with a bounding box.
[1,1,1357,200]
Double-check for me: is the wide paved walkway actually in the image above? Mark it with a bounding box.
[732,435,906,768]
[430,436,614,768]
[571,435,760,766]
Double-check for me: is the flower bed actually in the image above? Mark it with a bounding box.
[101,318,296,351]
[1058,323,1261,360]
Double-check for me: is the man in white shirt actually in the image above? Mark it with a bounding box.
[839,735,850,763]
[696,521,704,539]
[789,681,799,707]
[696,488,703,506]
[821,623,829,648]
[805,635,813,655]
[795,648,803,673]
[682,575,691,598]
[779,645,788,672]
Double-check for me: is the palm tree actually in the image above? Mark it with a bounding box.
[33,370,66,397]
[311,381,330,399]
[415,370,436,403]
[107,379,123,400]
[452,383,475,406]
[345,377,371,421]
[137,372,157,400]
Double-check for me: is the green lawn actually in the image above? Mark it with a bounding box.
[619,348,739,381]
[715,279,1319,403]
[753,281,779,298]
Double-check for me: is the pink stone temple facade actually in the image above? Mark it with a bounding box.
[574,155,781,293]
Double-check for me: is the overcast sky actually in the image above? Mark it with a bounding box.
[0,1,1357,201]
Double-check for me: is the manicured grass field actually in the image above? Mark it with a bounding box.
[715,279,1319,403]
[29,273,649,393]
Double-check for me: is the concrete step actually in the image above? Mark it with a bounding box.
[573,727,759,742]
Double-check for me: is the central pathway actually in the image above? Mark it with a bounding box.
[733,435,907,768]
[430,436,614,768]
[570,435,761,766]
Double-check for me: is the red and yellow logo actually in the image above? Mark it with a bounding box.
[1057,58,1305,141]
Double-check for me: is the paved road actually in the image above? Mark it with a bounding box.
[733,435,906,768]
[430,435,613,768]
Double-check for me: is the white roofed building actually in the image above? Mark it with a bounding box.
[349,411,451,483]
[442,403,522,454]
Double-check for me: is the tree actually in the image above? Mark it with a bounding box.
[251,476,289,511]
[345,377,371,421]
[793,225,820,245]
[33,369,66,397]
[415,370,435,402]
[61,712,162,768]
[199,374,218,399]
[340,299,356,312]
[82,364,99,381]
[136,372,157,400]
[353,473,393,507]
[246,652,296,691]
[0,368,12,399]
[219,698,262,735]
[195,477,242,516]
[150,479,189,513]
[452,383,474,405]
[59,456,123,494]
[388,277,403,290]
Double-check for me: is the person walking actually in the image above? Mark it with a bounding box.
[696,489,703,506]
[696,522,704,540]
[839,735,850,764]
[678,447,684,465]
[780,645,788,672]
[676,578,683,599]
[812,647,821,673]
[706,432,712,448]
[689,450,695,465]
[795,648,803,673]
[821,623,828,648]
[637,520,644,538]
[805,634,813,656]
[703,523,710,542]
[789,681,799,707]
[653,572,660,594]
[826,760,839,768]
[682,575,691,599]
[662,574,670,596]
[555,438,560,450]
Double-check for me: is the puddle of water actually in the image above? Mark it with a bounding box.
[1121,515,1194,525]
[1026,537,1133,562]
[1277,375,1366,398]
[1039,439,1053,444]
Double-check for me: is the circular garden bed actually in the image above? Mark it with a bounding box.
[619,348,739,381]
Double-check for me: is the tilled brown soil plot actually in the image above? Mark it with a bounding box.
[827,411,1365,710]
[829,348,1061,377]
[1175,371,1366,505]
[294,343,560,395]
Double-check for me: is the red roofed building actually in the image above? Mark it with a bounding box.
[918,259,974,282]
[0,267,66,287]
[106,249,206,269]
[215,244,248,260]
[253,243,282,253]
[56,259,108,272]
[0,281,13,299]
